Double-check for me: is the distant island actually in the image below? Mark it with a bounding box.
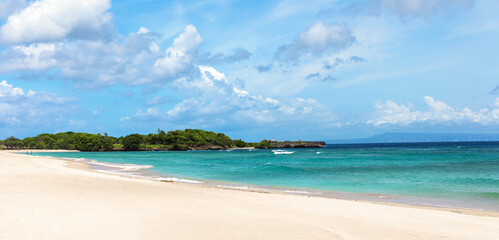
[0,129,325,151]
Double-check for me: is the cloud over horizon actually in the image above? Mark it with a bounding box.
[0,80,77,129]
[124,65,336,130]
[368,96,499,126]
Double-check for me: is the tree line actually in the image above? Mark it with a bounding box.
[0,129,260,151]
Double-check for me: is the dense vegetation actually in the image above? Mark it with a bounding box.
[1,129,255,151]
[121,129,237,151]
[2,132,115,151]
[1,129,323,151]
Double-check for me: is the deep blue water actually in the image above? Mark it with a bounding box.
[35,142,499,209]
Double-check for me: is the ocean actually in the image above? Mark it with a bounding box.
[34,142,499,211]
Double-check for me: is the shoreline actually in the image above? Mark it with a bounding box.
[63,161,499,218]
[7,149,499,216]
[2,150,499,239]
[100,160,499,216]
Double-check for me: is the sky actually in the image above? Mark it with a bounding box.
[0,0,498,141]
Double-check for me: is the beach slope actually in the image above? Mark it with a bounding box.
[1,151,498,239]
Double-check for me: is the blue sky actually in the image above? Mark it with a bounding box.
[0,0,498,141]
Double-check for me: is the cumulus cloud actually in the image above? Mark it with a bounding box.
[0,0,27,19]
[0,43,59,71]
[0,25,207,87]
[0,80,76,127]
[0,28,159,87]
[0,17,252,89]
[368,96,499,126]
[153,25,203,79]
[368,0,474,17]
[0,0,113,44]
[275,21,355,61]
[0,79,25,96]
[129,66,335,128]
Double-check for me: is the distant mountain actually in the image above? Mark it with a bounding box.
[326,132,499,144]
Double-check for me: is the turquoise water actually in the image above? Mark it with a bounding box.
[35,142,499,210]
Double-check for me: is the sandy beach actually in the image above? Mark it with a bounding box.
[1,151,498,239]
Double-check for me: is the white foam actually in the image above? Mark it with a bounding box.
[215,185,268,191]
[272,149,294,154]
[62,157,153,172]
[316,152,321,154]
[177,179,203,184]
[60,155,206,185]
[89,161,153,171]
[284,190,312,194]
[274,151,294,155]
[62,157,87,162]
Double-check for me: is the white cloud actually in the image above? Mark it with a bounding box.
[368,96,499,126]
[0,0,27,19]
[172,25,203,54]
[0,43,58,71]
[0,80,24,96]
[275,21,355,61]
[0,27,164,87]
[153,25,203,78]
[129,66,336,128]
[0,80,76,127]
[0,23,254,89]
[0,0,112,44]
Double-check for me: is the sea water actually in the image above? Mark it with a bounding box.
[34,142,499,210]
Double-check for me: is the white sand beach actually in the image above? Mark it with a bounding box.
[1,151,498,240]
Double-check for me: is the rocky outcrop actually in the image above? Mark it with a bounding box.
[257,141,326,149]
[131,145,228,151]
[190,145,225,150]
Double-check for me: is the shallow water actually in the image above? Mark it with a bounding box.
[35,142,499,210]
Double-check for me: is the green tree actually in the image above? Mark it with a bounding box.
[233,139,246,148]
[258,139,271,148]
[123,134,143,151]
[4,136,23,149]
